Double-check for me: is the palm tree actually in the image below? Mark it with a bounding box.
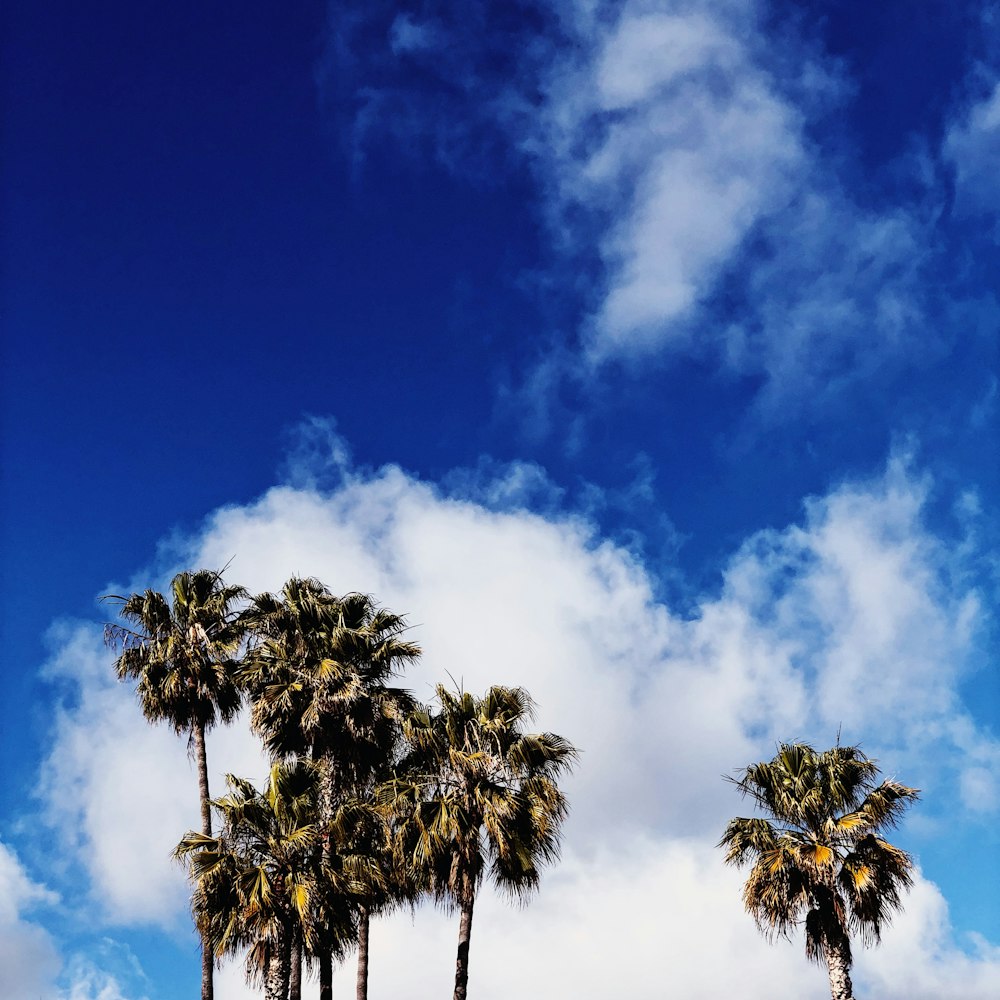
[344,767,422,1000]
[720,742,919,1000]
[383,684,577,1000]
[240,579,420,999]
[175,761,357,1000]
[105,568,247,1000]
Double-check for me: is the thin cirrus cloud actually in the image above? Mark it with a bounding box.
[944,76,1000,222]
[35,431,1000,997]
[325,0,953,404]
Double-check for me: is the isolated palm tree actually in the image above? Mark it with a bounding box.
[383,684,577,1000]
[105,568,246,1000]
[720,742,919,1000]
[240,579,420,999]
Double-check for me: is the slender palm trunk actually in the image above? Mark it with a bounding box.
[318,950,333,1000]
[193,719,213,836]
[825,941,855,1000]
[192,719,214,1000]
[356,904,370,1000]
[453,896,476,1000]
[317,752,336,1000]
[289,931,302,1000]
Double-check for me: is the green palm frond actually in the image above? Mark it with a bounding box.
[104,569,247,734]
[383,683,576,915]
[722,741,918,968]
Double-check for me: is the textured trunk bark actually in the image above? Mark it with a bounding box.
[192,719,214,1000]
[200,943,214,1000]
[192,719,213,836]
[825,941,855,1000]
[289,933,302,1000]
[356,904,370,1000]
[453,897,475,1000]
[317,751,336,1000]
[264,943,291,1000]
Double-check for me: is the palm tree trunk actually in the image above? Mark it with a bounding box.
[192,719,214,1000]
[318,750,336,1000]
[199,943,214,1000]
[318,949,333,1000]
[453,896,476,1000]
[356,903,370,1000]
[192,718,213,836]
[825,941,855,1000]
[289,931,302,1000]
[265,939,291,1000]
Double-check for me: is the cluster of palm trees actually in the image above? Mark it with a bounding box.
[105,570,920,1000]
[106,569,577,1000]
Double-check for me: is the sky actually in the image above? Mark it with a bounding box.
[1,0,999,997]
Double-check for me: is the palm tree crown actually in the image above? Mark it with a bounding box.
[720,742,918,1000]
[239,578,420,1000]
[175,761,353,1000]
[106,568,247,1000]
[384,684,577,1000]
[106,569,247,743]
[240,579,419,778]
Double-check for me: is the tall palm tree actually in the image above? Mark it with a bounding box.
[383,684,577,1000]
[105,568,247,1000]
[720,742,919,1000]
[175,761,357,1000]
[240,578,420,1000]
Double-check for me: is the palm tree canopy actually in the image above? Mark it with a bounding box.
[720,742,918,963]
[105,569,247,733]
[383,684,578,907]
[239,578,420,781]
[175,762,362,975]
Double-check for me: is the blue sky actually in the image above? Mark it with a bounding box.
[2,1,999,997]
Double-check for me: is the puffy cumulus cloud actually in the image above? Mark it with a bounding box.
[854,872,1000,999]
[222,849,1000,1000]
[38,445,999,994]
[0,840,61,1000]
[326,1,945,404]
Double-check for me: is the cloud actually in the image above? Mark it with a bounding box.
[324,1,952,408]
[37,441,999,995]
[0,840,61,1000]
[854,873,1000,1000]
[61,954,149,1000]
[558,4,805,354]
[945,79,1000,222]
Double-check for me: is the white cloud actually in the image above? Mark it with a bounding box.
[533,3,940,400]
[558,5,805,356]
[61,956,148,1000]
[328,1,946,404]
[854,873,1000,999]
[37,444,999,995]
[0,840,61,1000]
